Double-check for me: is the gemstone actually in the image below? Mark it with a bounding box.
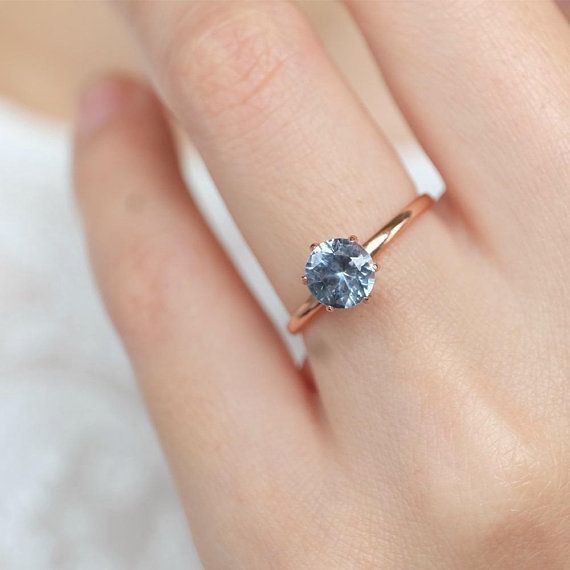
[304,238,376,309]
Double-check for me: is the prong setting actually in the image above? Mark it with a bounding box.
[349,235,358,242]
[310,242,319,251]
[301,275,308,284]
[305,237,376,310]
[289,195,434,334]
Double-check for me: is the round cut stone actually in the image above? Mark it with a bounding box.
[304,238,375,309]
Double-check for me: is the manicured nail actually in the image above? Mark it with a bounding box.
[76,77,130,138]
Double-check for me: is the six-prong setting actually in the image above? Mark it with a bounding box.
[303,237,377,309]
[289,195,434,334]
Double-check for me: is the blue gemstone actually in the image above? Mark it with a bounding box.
[304,238,375,309]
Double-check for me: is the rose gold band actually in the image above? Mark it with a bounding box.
[287,194,434,334]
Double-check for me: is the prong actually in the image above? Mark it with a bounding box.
[349,235,358,242]
[372,263,380,272]
[310,242,319,251]
[363,296,371,304]
[301,275,308,284]
[326,305,334,312]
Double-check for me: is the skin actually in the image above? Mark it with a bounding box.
[72,1,569,568]
[0,2,408,141]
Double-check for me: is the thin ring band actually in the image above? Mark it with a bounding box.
[287,194,434,334]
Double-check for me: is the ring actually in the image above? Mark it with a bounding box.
[287,194,434,334]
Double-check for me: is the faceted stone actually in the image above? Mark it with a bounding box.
[304,238,375,309]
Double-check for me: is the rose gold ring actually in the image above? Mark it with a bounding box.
[287,194,434,334]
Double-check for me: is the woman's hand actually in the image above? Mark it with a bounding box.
[73,2,569,567]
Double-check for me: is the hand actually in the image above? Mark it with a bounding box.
[73,2,570,567]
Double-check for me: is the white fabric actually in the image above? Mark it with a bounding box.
[0,98,442,569]
[0,101,199,570]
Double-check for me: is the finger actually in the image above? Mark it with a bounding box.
[73,77,319,542]
[120,0,450,310]
[346,0,570,256]
[114,1,471,444]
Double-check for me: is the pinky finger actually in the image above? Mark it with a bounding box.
[73,77,318,555]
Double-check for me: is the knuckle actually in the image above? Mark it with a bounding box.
[103,234,187,347]
[167,4,304,128]
[105,240,169,344]
[468,441,570,556]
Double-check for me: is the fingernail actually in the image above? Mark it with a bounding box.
[76,77,130,138]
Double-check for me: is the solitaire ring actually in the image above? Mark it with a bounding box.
[287,194,434,334]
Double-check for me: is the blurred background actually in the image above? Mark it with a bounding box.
[0,2,449,568]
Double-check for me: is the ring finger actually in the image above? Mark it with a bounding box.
[120,1,457,419]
